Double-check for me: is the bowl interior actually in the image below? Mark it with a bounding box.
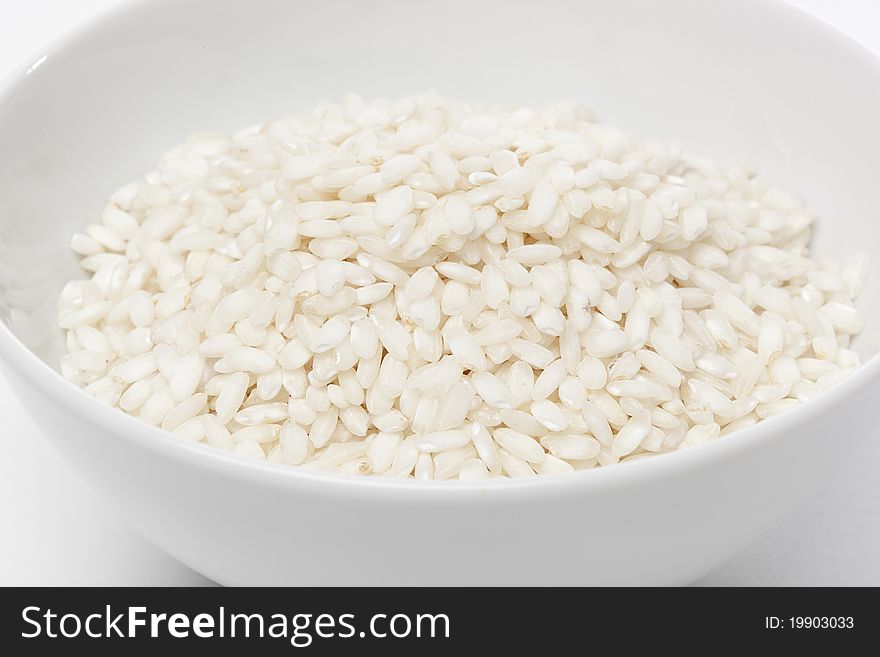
[0,0,878,367]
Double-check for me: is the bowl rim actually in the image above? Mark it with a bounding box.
[0,0,878,497]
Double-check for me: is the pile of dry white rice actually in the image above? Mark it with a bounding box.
[58,93,868,479]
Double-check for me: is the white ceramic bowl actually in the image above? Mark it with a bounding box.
[0,0,878,586]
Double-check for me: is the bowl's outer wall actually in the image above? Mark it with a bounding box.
[0,0,879,585]
[4,356,874,586]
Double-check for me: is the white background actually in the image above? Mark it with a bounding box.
[0,0,878,586]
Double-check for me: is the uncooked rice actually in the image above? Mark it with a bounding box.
[57,93,869,479]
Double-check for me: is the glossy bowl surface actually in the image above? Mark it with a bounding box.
[0,0,877,585]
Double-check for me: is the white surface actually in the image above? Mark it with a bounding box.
[0,0,877,586]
